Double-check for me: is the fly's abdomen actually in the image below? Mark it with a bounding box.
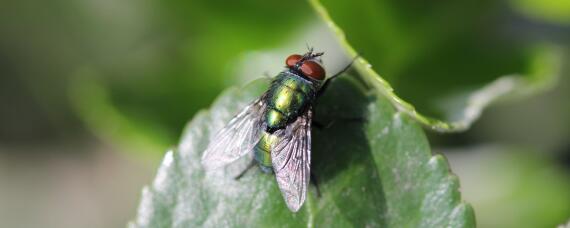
[254,132,278,173]
[265,73,315,132]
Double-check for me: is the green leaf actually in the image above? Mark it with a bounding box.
[130,76,474,227]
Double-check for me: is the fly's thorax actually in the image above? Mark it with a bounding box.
[265,72,317,132]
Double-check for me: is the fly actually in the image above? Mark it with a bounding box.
[201,48,354,212]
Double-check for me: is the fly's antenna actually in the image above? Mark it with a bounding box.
[305,43,313,53]
[303,44,315,59]
[302,44,324,62]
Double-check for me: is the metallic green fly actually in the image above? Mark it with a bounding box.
[202,48,353,212]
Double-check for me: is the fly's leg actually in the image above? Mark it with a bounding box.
[234,159,257,180]
[317,55,359,97]
[310,172,322,197]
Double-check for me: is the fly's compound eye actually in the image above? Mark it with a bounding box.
[300,60,325,80]
[286,54,303,68]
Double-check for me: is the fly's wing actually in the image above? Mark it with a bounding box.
[271,109,312,212]
[201,96,266,170]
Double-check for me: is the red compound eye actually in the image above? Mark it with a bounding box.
[285,54,303,68]
[300,60,325,80]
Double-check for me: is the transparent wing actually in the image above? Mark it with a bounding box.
[271,109,312,212]
[201,96,266,169]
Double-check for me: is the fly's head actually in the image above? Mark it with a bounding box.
[285,48,326,82]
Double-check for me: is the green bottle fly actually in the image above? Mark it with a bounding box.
[254,70,319,172]
[202,49,348,212]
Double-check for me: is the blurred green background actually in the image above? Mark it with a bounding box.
[0,0,568,227]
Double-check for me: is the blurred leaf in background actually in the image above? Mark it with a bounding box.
[318,0,558,120]
[510,0,570,25]
[446,146,570,228]
[0,0,314,156]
